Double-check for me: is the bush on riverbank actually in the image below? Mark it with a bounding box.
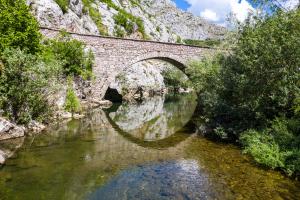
[64,77,81,116]
[188,8,300,175]
[42,31,94,78]
[0,49,62,124]
[0,0,95,125]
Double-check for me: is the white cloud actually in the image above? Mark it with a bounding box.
[200,9,219,21]
[185,0,254,25]
[279,0,299,10]
[184,0,299,25]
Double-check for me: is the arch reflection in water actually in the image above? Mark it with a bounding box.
[108,93,197,142]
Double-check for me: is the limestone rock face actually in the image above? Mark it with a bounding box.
[28,0,99,34]
[0,118,25,141]
[28,0,226,41]
[109,60,171,100]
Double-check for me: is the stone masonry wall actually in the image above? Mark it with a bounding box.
[40,27,217,100]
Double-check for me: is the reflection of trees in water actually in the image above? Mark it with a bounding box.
[109,93,197,141]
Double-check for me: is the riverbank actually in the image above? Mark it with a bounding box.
[0,97,114,165]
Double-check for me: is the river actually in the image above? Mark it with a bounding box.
[0,94,299,200]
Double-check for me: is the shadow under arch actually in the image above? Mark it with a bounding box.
[104,52,191,102]
[104,111,193,149]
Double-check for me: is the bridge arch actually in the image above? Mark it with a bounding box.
[122,51,188,73]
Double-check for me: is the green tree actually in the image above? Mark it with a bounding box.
[0,0,41,54]
[218,9,300,134]
[43,31,94,78]
[162,68,189,93]
[189,8,300,175]
[64,77,81,117]
[0,48,61,124]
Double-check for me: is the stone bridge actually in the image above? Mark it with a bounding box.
[40,27,217,100]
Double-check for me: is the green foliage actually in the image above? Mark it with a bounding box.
[189,8,300,175]
[191,9,300,135]
[42,31,94,78]
[55,0,69,13]
[89,6,108,35]
[162,68,189,92]
[218,9,300,134]
[186,57,222,122]
[156,26,161,32]
[176,35,182,43]
[240,118,300,174]
[100,0,146,38]
[0,48,61,124]
[64,77,81,116]
[240,129,287,169]
[113,11,147,38]
[113,12,134,35]
[184,39,221,47]
[0,0,41,54]
[113,25,126,37]
[81,0,108,35]
[128,0,141,7]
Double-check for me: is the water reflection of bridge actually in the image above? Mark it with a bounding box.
[107,94,197,144]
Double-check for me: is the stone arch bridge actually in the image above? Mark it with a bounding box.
[41,27,217,100]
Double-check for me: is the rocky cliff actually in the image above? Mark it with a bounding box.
[27,0,226,42]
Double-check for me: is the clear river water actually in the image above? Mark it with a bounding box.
[0,94,299,200]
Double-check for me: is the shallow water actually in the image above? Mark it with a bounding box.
[0,94,299,200]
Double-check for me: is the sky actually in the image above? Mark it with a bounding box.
[172,0,299,26]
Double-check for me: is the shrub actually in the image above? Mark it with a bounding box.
[82,0,108,35]
[186,57,222,123]
[113,25,126,37]
[110,1,147,39]
[176,36,182,43]
[0,0,41,54]
[42,31,94,78]
[240,129,287,169]
[89,6,108,35]
[113,12,135,35]
[191,9,300,136]
[64,77,81,116]
[156,26,161,32]
[184,39,221,47]
[240,116,300,175]
[0,48,62,124]
[55,0,69,13]
[162,68,189,92]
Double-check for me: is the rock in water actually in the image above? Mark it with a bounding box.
[27,120,46,134]
[0,150,5,165]
[0,118,25,141]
